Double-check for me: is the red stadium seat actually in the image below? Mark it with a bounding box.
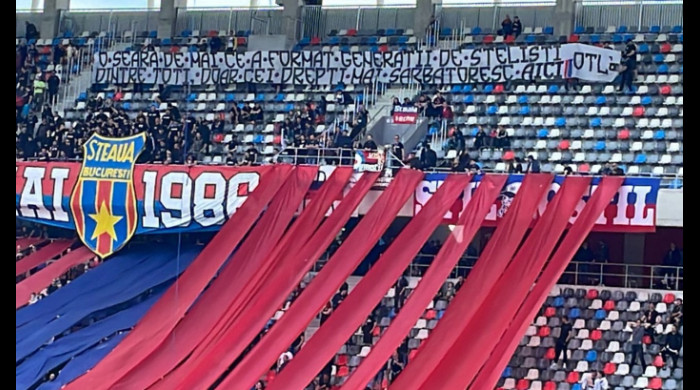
[663,293,676,303]
[336,365,349,377]
[372,326,381,337]
[336,354,348,366]
[310,37,321,45]
[379,45,389,53]
[516,379,530,390]
[545,307,556,317]
[603,363,616,375]
[483,35,495,44]
[424,310,436,320]
[266,370,276,382]
[590,330,602,341]
[544,381,556,390]
[633,106,645,117]
[236,37,247,46]
[347,29,357,36]
[660,85,671,95]
[169,45,180,53]
[545,348,555,360]
[566,371,580,384]
[504,34,515,43]
[559,140,570,150]
[503,150,515,160]
[493,84,504,94]
[660,42,672,53]
[273,135,281,144]
[643,335,652,345]
[539,326,551,337]
[578,163,590,173]
[207,30,218,37]
[568,34,579,43]
[586,289,598,299]
[603,300,615,311]
[653,355,664,367]
[618,129,630,139]
[649,377,662,389]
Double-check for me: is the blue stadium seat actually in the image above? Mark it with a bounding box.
[293,44,303,51]
[225,93,235,102]
[635,154,647,164]
[641,96,652,105]
[595,96,606,105]
[590,34,600,43]
[122,102,131,110]
[487,105,498,115]
[106,92,115,100]
[594,309,606,320]
[285,103,295,111]
[463,85,473,93]
[518,95,528,104]
[238,102,245,109]
[77,92,87,101]
[186,93,197,102]
[650,25,661,33]
[181,29,192,37]
[555,117,566,127]
[638,43,649,53]
[520,106,530,115]
[572,384,582,390]
[548,85,559,94]
[544,26,554,34]
[654,130,666,140]
[574,26,584,34]
[274,93,285,102]
[671,25,682,33]
[617,25,628,33]
[654,54,665,63]
[441,28,452,36]
[429,126,438,135]
[370,45,380,52]
[657,64,669,73]
[525,35,536,44]
[595,141,606,151]
[502,367,512,378]
[472,26,482,35]
[463,95,474,104]
[483,84,494,93]
[451,85,462,93]
[553,296,565,307]
[397,36,409,44]
[328,36,340,45]
[471,127,479,136]
[569,308,581,319]
[161,38,172,45]
[538,129,549,138]
[255,93,265,102]
[298,37,310,46]
[590,118,602,127]
[612,34,623,43]
[437,310,445,319]
[148,31,157,38]
[586,351,598,362]
[386,28,396,36]
[254,135,264,143]
[367,36,378,44]
[340,46,350,53]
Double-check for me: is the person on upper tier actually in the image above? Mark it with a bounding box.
[618,39,637,92]
[525,155,541,173]
[500,14,513,36]
[512,16,523,37]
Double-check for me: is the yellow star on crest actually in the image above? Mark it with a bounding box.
[88,201,122,241]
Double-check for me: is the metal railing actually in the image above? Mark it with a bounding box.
[574,0,683,31]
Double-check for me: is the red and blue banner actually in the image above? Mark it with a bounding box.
[16,163,662,255]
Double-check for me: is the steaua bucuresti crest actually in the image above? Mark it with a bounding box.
[70,133,146,258]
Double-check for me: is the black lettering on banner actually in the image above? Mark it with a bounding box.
[469,49,483,67]
[250,51,262,69]
[97,52,109,67]
[340,52,352,68]
[527,46,541,63]
[280,68,293,84]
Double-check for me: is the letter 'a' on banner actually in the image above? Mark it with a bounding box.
[70,133,146,258]
[92,44,621,86]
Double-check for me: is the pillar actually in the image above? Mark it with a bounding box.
[40,0,69,39]
[282,0,302,48]
[414,0,435,40]
[552,0,575,37]
[157,0,186,38]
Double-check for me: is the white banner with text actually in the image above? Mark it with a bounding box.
[92,43,621,86]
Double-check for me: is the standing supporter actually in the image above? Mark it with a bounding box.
[629,320,647,370]
[500,14,513,36]
[618,39,637,92]
[661,325,682,369]
[551,316,573,369]
[512,16,522,37]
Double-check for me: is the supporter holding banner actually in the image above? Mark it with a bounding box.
[92,44,620,86]
[392,106,419,124]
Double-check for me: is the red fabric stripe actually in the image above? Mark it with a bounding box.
[16,247,94,308]
[16,238,44,252]
[64,165,292,390]
[205,171,380,390]
[341,175,507,390]
[197,169,420,390]
[267,174,471,390]
[16,240,74,277]
[390,174,554,389]
[111,166,324,390]
[71,181,84,237]
[126,184,136,235]
[469,177,623,390]
[415,176,591,390]
[96,181,113,257]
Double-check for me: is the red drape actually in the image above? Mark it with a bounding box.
[166,171,379,390]
[16,238,43,252]
[108,166,318,390]
[64,165,292,390]
[16,240,73,277]
[266,174,471,390]
[16,246,94,309]
[390,174,554,390]
[201,169,422,390]
[415,176,591,390]
[118,166,344,390]
[469,177,624,390]
[341,175,507,390]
